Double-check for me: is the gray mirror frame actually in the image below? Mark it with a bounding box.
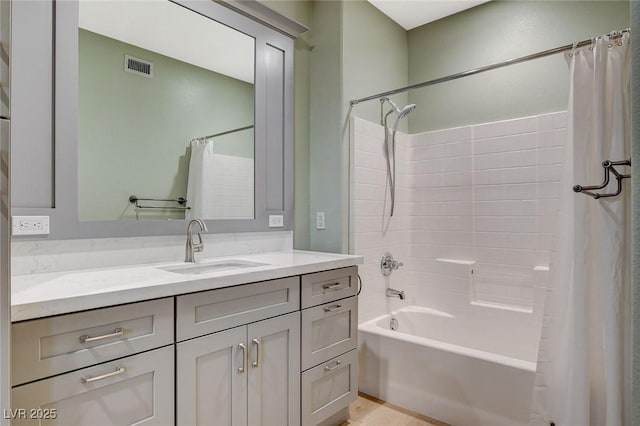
[11,0,293,239]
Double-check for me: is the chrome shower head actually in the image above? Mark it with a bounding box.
[398,103,416,119]
[382,98,416,118]
[381,98,416,132]
[392,104,416,133]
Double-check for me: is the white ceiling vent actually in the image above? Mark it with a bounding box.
[124,54,153,78]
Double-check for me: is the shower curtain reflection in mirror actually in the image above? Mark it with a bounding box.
[186,129,255,220]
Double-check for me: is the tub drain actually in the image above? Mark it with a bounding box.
[390,317,398,331]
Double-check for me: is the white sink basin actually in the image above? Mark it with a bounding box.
[159,259,268,275]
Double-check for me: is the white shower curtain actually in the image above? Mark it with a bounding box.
[186,138,255,220]
[530,32,631,426]
[186,139,213,221]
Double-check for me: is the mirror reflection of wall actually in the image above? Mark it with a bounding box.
[77,1,255,222]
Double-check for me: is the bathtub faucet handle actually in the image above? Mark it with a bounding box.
[381,253,404,276]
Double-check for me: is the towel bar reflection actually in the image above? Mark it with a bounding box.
[129,195,191,210]
[573,159,631,199]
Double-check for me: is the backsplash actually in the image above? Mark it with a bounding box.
[12,230,293,275]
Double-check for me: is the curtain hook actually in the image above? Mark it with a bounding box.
[607,30,616,48]
[568,41,578,57]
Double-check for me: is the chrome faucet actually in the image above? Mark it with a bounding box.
[185,219,208,263]
[386,288,405,300]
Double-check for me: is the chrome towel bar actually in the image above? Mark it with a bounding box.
[129,195,191,210]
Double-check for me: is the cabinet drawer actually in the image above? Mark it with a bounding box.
[301,267,357,309]
[301,349,358,426]
[12,298,174,386]
[301,296,357,371]
[12,346,174,426]
[176,276,300,341]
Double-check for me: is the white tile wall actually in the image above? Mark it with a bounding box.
[352,112,565,326]
[189,154,254,220]
[352,118,412,323]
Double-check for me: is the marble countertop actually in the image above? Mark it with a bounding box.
[12,250,363,322]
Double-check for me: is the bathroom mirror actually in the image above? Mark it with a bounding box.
[77,0,255,222]
[11,0,296,239]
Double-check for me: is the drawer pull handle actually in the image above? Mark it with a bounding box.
[82,366,126,383]
[238,343,247,373]
[79,327,124,344]
[324,304,342,312]
[252,339,260,368]
[324,360,341,372]
[322,282,343,291]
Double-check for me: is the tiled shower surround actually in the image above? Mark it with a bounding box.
[351,112,566,326]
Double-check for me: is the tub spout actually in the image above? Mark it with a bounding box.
[386,288,405,300]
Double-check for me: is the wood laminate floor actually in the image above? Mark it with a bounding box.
[341,393,450,426]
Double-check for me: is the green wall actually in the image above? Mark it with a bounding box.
[78,29,254,221]
[407,1,630,132]
[342,0,408,127]
[340,0,408,252]
[265,0,406,252]
[264,0,629,253]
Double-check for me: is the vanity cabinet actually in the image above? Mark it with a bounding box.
[11,298,174,386]
[300,267,359,426]
[176,276,299,341]
[301,349,359,426]
[12,346,174,426]
[176,277,301,426]
[10,298,176,425]
[177,312,300,426]
[10,265,359,426]
[301,296,358,371]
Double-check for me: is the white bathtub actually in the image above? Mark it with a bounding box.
[358,305,537,426]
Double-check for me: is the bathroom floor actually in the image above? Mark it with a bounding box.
[343,393,449,426]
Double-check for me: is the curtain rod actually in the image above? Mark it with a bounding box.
[350,28,630,106]
[193,124,254,141]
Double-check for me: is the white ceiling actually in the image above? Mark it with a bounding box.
[367,0,491,30]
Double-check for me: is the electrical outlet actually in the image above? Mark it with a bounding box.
[316,212,326,230]
[268,215,284,228]
[12,216,50,235]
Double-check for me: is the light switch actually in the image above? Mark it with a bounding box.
[316,212,326,230]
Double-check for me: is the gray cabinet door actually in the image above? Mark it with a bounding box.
[11,346,174,426]
[177,326,248,426]
[247,312,300,426]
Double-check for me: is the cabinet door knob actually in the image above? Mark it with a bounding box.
[324,360,341,372]
[322,282,343,291]
[238,343,247,373]
[323,304,342,312]
[252,339,260,368]
[82,366,126,383]
[79,327,124,344]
